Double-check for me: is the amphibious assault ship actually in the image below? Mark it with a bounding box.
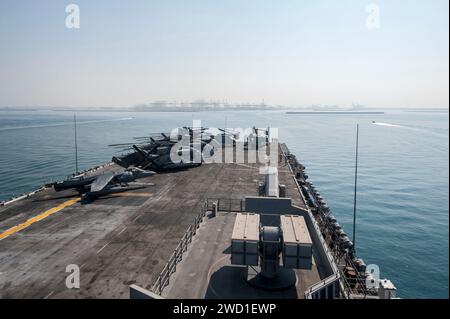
[0,126,397,299]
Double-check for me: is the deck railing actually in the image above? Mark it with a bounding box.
[305,273,341,299]
[150,197,246,296]
[206,198,245,213]
[150,201,208,295]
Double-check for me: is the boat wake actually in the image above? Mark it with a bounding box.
[372,122,406,128]
[372,121,446,137]
[0,117,134,131]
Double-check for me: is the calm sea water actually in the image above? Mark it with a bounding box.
[0,109,448,298]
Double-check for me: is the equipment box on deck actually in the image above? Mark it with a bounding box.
[231,213,260,266]
[280,215,313,269]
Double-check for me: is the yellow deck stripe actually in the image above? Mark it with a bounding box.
[0,198,80,241]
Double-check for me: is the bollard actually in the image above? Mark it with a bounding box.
[211,201,218,218]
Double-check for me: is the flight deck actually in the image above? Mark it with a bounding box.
[0,152,305,299]
[0,138,397,300]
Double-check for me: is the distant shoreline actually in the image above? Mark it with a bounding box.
[1,107,447,114]
[0,107,277,113]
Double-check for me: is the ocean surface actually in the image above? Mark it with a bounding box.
[0,109,448,298]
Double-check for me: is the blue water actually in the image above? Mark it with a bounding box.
[0,109,448,298]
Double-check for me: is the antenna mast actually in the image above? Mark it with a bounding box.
[74,113,78,174]
[352,124,359,253]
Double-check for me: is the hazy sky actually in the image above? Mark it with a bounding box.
[0,0,448,108]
